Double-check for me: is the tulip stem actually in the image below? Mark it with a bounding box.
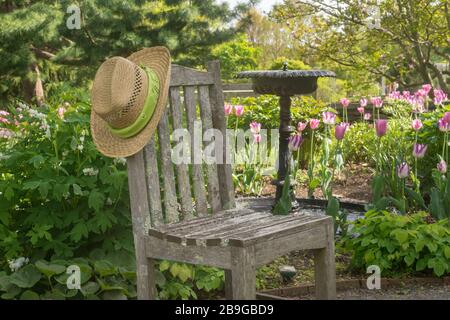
[308,130,315,198]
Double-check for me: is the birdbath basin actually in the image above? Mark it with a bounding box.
[236,65,335,204]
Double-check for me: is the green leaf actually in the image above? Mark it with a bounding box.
[416,258,427,271]
[444,246,450,259]
[20,290,40,300]
[80,281,100,296]
[72,184,83,196]
[391,229,408,244]
[371,175,384,202]
[9,265,42,288]
[159,260,171,272]
[94,260,116,277]
[404,254,415,266]
[35,260,66,278]
[88,190,105,212]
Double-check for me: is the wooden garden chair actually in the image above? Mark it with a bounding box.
[126,61,336,300]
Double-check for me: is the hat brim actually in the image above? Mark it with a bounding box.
[91,47,171,158]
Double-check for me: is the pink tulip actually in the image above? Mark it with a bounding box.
[334,123,348,141]
[412,143,427,158]
[224,103,233,116]
[357,107,364,114]
[57,107,66,120]
[402,91,411,99]
[360,98,368,107]
[0,128,13,139]
[249,121,261,134]
[288,134,303,151]
[434,89,448,106]
[422,84,432,94]
[234,105,244,117]
[0,117,9,124]
[309,119,320,130]
[364,113,371,121]
[438,118,450,132]
[297,121,307,132]
[443,112,450,123]
[397,162,410,179]
[415,89,427,98]
[371,97,383,108]
[411,119,422,131]
[437,160,447,174]
[389,91,401,100]
[0,110,9,116]
[322,112,336,125]
[340,98,350,108]
[253,134,262,144]
[375,119,388,137]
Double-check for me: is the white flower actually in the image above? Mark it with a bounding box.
[113,157,126,166]
[106,198,113,206]
[83,167,99,176]
[8,257,29,272]
[77,144,84,152]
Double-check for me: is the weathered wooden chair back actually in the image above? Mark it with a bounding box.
[129,61,235,231]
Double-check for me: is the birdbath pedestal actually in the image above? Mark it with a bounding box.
[236,65,335,205]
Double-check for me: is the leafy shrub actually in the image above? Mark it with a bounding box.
[0,88,226,300]
[228,95,328,131]
[0,250,136,300]
[0,89,132,266]
[342,210,450,277]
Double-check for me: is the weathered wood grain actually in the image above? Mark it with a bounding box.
[184,85,208,215]
[229,246,256,299]
[145,236,232,269]
[170,64,215,87]
[143,138,164,226]
[157,107,179,223]
[169,86,194,219]
[198,85,222,213]
[313,221,337,299]
[207,61,235,210]
[127,151,152,299]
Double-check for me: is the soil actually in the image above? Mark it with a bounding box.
[260,163,373,203]
[297,283,450,300]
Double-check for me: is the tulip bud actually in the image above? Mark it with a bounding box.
[309,119,320,130]
[375,119,388,137]
[249,121,261,134]
[234,105,244,117]
[397,162,409,179]
[437,159,447,174]
[288,134,303,151]
[412,143,427,158]
[334,123,348,140]
[411,119,422,131]
[297,121,307,132]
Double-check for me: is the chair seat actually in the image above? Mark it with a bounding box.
[148,198,330,247]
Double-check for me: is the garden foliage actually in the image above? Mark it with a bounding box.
[342,210,450,277]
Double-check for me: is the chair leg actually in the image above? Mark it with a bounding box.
[228,246,256,300]
[224,270,233,300]
[313,223,336,299]
[136,257,158,300]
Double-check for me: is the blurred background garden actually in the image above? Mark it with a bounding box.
[0,0,449,300]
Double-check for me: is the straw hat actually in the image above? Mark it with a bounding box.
[90,47,171,158]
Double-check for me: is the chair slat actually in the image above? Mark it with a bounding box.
[157,107,179,224]
[169,87,194,220]
[198,85,222,213]
[207,61,235,210]
[144,138,164,226]
[184,86,208,215]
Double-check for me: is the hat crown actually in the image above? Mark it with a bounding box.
[91,57,149,129]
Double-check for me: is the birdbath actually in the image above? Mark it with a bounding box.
[236,63,335,204]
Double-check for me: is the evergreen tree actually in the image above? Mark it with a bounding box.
[0,0,250,102]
